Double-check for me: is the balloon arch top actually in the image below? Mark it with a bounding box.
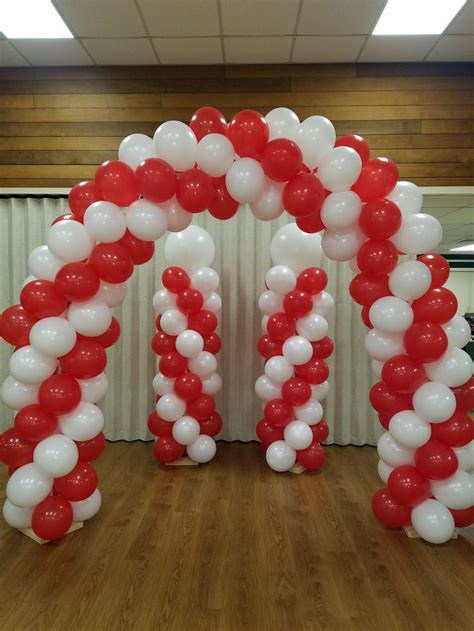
[0,107,473,545]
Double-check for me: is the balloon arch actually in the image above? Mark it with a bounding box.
[1,107,473,545]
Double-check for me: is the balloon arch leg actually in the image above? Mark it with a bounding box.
[1,107,473,544]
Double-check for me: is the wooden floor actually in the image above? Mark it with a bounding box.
[0,442,472,631]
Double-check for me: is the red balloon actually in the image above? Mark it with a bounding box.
[349,273,391,307]
[296,210,325,233]
[159,352,188,378]
[415,440,458,480]
[69,180,102,220]
[257,334,282,360]
[388,465,430,506]
[208,178,239,220]
[118,230,155,265]
[358,199,402,239]
[267,312,296,342]
[335,134,370,163]
[60,340,107,379]
[75,432,106,461]
[54,262,100,302]
[78,316,120,348]
[54,462,98,501]
[203,332,221,355]
[311,420,329,443]
[378,412,391,430]
[372,487,411,528]
[282,377,311,406]
[0,428,35,467]
[20,280,68,320]
[32,496,73,541]
[431,411,474,447]
[95,160,139,206]
[311,336,334,359]
[283,289,312,318]
[352,157,399,201]
[186,394,215,421]
[200,411,223,437]
[295,358,329,385]
[452,378,474,411]
[403,321,448,363]
[264,399,293,428]
[148,411,173,437]
[135,158,177,203]
[283,173,325,218]
[357,239,398,276]
[296,267,327,295]
[411,287,457,325]
[256,418,284,444]
[0,304,35,347]
[381,355,426,394]
[162,266,190,293]
[176,168,213,214]
[38,374,81,415]
[187,310,217,336]
[369,381,413,415]
[296,441,325,470]
[14,404,57,442]
[361,305,372,328]
[176,288,204,314]
[174,373,202,400]
[190,107,227,140]
[89,243,134,284]
[417,253,450,288]
[261,139,302,182]
[449,507,474,528]
[153,435,185,463]
[151,331,176,355]
[52,213,82,225]
[227,109,268,158]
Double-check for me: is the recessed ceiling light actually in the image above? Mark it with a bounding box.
[0,0,73,38]
[450,243,474,252]
[373,0,466,35]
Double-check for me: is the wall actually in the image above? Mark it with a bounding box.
[445,270,474,315]
[0,62,473,188]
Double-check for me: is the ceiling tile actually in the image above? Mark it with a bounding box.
[153,37,222,64]
[0,41,27,66]
[359,35,438,62]
[53,0,146,37]
[447,0,474,34]
[293,35,365,62]
[298,0,385,35]
[12,39,92,66]
[441,207,474,224]
[221,0,299,36]
[224,36,292,63]
[82,38,157,65]
[426,35,474,61]
[138,0,220,36]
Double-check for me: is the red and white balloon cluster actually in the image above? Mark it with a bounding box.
[149,226,222,464]
[255,223,334,472]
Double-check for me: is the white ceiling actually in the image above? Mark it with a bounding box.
[423,191,474,252]
[0,0,472,66]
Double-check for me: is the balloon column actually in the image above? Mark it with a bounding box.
[149,226,222,464]
[256,224,333,472]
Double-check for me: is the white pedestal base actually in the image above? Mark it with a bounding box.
[18,521,84,544]
[165,457,199,466]
[403,525,458,539]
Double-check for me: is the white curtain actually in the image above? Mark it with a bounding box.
[0,197,381,445]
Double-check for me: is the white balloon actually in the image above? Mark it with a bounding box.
[175,330,204,359]
[282,336,313,366]
[296,313,328,341]
[389,410,432,448]
[284,420,313,450]
[2,376,38,409]
[225,158,265,203]
[172,416,201,446]
[425,347,473,388]
[442,315,471,349]
[258,290,283,315]
[265,107,300,140]
[22,274,37,289]
[203,292,222,313]
[188,351,217,378]
[388,260,432,301]
[71,488,102,521]
[165,225,215,272]
[126,198,168,241]
[160,309,187,336]
[163,198,193,232]
[317,146,362,193]
[321,226,365,262]
[154,120,197,172]
[377,459,394,484]
[454,441,474,472]
[119,133,155,169]
[391,213,442,254]
[84,201,126,243]
[152,372,174,396]
[59,402,104,441]
[78,373,109,404]
[67,299,112,336]
[294,399,323,425]
[201,373,222,396]
[46,220,94,263]
[9,346,57,384]
[294,116,335,169]
[411,499,455,544]
[187,435,216,463]
[320,191,362,231]
[3,499,33,528]
[30,317,77,357]
[6,463,53,508]
[28,245,64,281]
[196,133,235,177]
[95,281,127,308]
[33,434,78,477]
[265,355,294,384]
[271,223,323,273]
[191,267,219,294]
[311,381,329,401]
[156,393,186,422]
[431,470,474,510]
[413,381,456,423]
[266,440,296,472]
[372,359,384,378]
[377,432,415,467]
[364,329,404,362]
[387,181,423,217]
[369,297,414,334]
[311,291,335,317]
[153,288,176,313]
[255,375,281,401]
[250,179,284,221]
[265,265,296,295]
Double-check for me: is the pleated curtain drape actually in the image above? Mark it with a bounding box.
[0,197,381,445]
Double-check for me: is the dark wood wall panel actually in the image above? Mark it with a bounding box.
[0,62,472,188]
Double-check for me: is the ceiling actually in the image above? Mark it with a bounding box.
[423,191,474,252]
[0,0,473,66]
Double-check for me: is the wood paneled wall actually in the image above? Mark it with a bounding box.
[0,62,473,188]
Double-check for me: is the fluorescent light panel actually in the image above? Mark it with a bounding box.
[0,0,72,38]
[373,0,466,35]
[450,243,474,252]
